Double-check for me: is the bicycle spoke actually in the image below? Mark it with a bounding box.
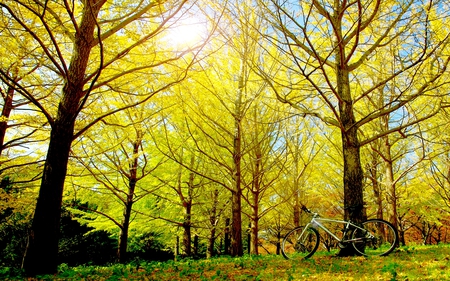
[282,227,320,260]
[351,219,398,256]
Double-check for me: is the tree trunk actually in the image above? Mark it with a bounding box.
[230,143,243,257]
[224,218,231,255]
[118,131,142,262]
[250,199,259,255]
[207,226,216,258]
[334,23,365,255]
[182,202,192,257]
[230,71,244,257]
[338,100,365,256]
[23,117,75,275]
[368,152,384,220]
[250,144,262,255]
[23,1,105,275]
[0,85,14,155]
[381,135,399,231]
[207,188,219,258]
[181,159,195,257]
[292,146,301,228]
[118,199,132,263]
[230,188,243,256]
[193,235,199,257]
[276,230,281,255]
[337,59,365,223]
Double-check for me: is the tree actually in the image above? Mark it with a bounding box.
[71,103,168,263]
[155,111,231,258]
[154,149,206,258]
[424,108,450,212]
[257,0,450,257]
[0,0,203,275]
[241,103,287,255]
[0,13,48,182]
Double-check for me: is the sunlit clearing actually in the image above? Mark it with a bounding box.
[165,16,207,50]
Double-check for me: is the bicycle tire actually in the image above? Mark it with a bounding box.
[351,219,398,256]
[282,226,320,260]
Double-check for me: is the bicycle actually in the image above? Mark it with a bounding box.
[281,205,398,259]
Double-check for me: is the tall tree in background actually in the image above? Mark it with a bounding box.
[0,0,203,275]
[215,0,274,257]
[0,14,49,182]
[242,102,287,255]
[72,103,167,263]
[155,0,256,256]
[258,0,450,257]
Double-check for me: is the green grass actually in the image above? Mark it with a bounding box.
[2,244,450,280]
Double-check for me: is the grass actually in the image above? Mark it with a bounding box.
[2,244,449,280]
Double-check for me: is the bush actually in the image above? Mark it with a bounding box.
[128,231,174,262]
[58,208,117,266]
[0,177,31,268]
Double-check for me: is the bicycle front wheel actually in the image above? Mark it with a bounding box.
[351,219,398,256]
[282,226,320,260]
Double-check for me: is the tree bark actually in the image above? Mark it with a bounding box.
[224,218,231,255]
[337,72,365,255]
[368,153,384,220]
[292,143,301,228]
[23,0,105,275]
[230,68,244,257]
[206,189,219,258]
[249,138,262,255]
[0,85,14,155]
[118,131,142,262]
[381,133,399,231]
[334,17,365,256]
[230,189,243,256]
[250,195,259,255]
[23,116,75,275]
[118,198,132,263]
[182,202,192,257]
[180,157,195,257]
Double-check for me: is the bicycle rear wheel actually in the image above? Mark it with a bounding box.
[351,219,398,256]
[282,226,320,260]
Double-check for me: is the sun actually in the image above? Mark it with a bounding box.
[165,16,206,50]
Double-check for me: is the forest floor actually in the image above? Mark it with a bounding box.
[2,244,449,280]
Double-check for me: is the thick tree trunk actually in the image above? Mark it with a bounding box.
[335,37,365,256]
[23,1,105,275]
[337,99,365,256]
[23,116,75,275]
[337,65,364,223]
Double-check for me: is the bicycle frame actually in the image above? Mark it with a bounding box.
[304,213,371,244]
